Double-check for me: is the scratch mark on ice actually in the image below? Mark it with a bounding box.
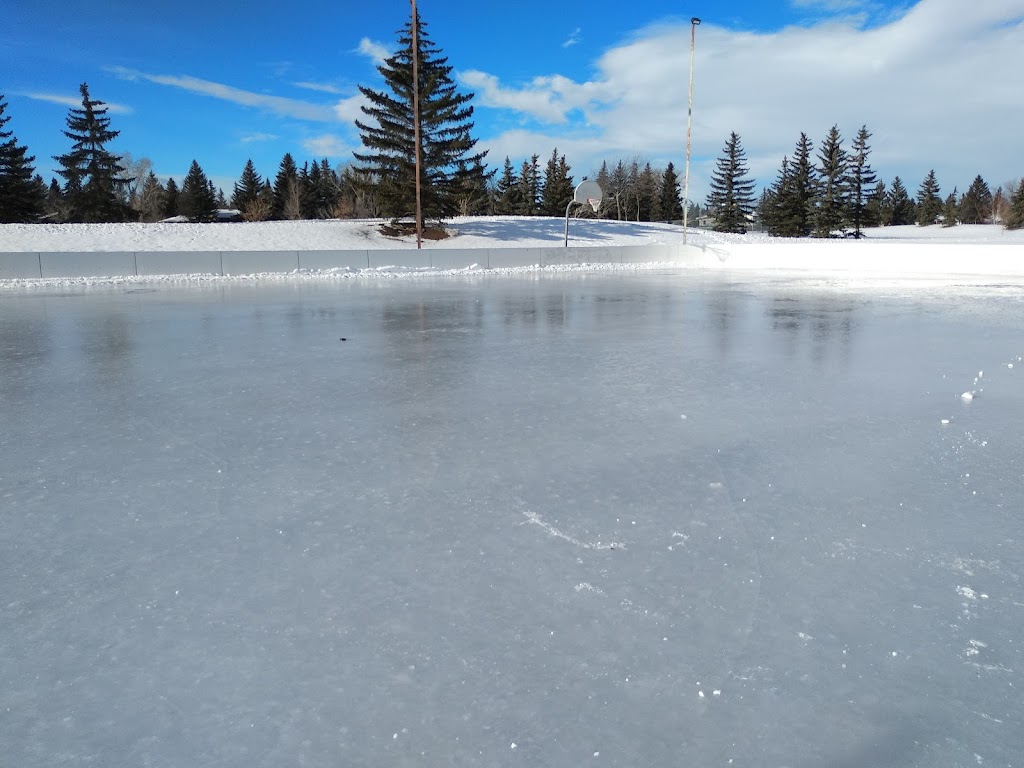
[521,510,624,550]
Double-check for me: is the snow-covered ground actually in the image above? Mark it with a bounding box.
[2,216,1022,253]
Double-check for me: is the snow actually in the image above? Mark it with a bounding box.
[2,216,1023,253]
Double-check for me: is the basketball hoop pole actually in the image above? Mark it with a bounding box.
[683,16,700,245]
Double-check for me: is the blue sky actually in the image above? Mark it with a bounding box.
[3,0,1023,203]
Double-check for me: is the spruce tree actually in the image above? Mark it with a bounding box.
[493,156,519,215]
[179,160,217,222]
[163,177,180,219]
[868,180,887,226]
[515,154,540,216]
[232,159,263,213]
[814,125,848,237]
[916,170,942,225]
[659,162,683,222]
[706,132,756,233]
[540,149,574,217]
[353,9,488,221]
[273,153,299,220]
[137,171,166,222]
[773,134,816,237]
[53,83,130,222]
[942,189,958,227]
[846,125,877,238]
[636,163,659,222]
[1005,180,1024,231]
[887,176,914,225]
[958,175,992,225]
[0,95,46,223]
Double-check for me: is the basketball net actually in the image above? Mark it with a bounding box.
[587,198,600,213]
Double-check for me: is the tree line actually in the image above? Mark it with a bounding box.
[2,7,1023,230]
[703,127,1024,235]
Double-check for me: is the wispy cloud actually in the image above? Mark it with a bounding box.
[356,38,391,65]
[20,91,133,114]
[562,27,582,48]
[107,66,336,122]
[294,81,344,95]
[302,134,349,158]
[332,94,368,123]
[240,132,278,144]
[459,70,611,124]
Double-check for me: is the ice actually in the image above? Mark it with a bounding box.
[2,272,1023,767]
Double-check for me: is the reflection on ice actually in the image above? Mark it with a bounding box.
[1,273,1022,767]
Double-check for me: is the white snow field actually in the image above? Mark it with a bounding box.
[2,218,1024,286]
[1,221,1023,767]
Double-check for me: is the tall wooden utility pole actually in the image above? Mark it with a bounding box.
[411,0,423,249]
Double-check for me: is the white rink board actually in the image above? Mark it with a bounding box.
[39,252,136,279]
[0,252,42,279]
[136,251,222,276]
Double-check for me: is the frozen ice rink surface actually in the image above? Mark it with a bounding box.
[2,271,1022,767]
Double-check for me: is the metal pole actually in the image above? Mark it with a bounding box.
[683,17,700,245]
[411,0,423,250]
[565,200,574,246]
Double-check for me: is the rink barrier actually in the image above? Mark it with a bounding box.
[3,242,1024,279]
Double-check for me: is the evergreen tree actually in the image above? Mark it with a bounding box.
[867,179,887,226]
[53,83,130,222]
[941,189,958,227]
[353,9,488,221]
[763,156,789,236]
[45,178,65,220]
[846,125,877,238]
[232,159,262,213]
[756,187,777,232]
[1005,180,1024,231]
[958,175,992,224]
[595,161,611,218]
[659,162,683,222]
[540,149,574,217]
[636,163,659,222]
[179,161,217,222]
[607,161,630,220]
[887,176,914,225]
[163,177,180,218]
[272,153,300,220]
[137,171,166,222]
[493,156,520,215]
[515,154,540,216]
[0,95,46,223]
[916,169,942,225]
[705,132,756,234]
[773,133,816,237]
[814,124,848,237]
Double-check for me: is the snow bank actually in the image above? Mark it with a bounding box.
[2,218,1023,286]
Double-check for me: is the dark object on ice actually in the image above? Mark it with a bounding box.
[340,337,347,341]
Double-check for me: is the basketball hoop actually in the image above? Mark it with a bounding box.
[565,179,604,246]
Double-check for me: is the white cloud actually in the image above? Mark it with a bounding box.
[240,133,278,144]
[21,91,133,114]
[469,0,1024,200]
[333,93,368,123]
[460,70,612,124]
[107,66,336,122]
[562,27,582,48]
[356,38,391,65]
[294,81,345,95]
[302,134,349,158]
